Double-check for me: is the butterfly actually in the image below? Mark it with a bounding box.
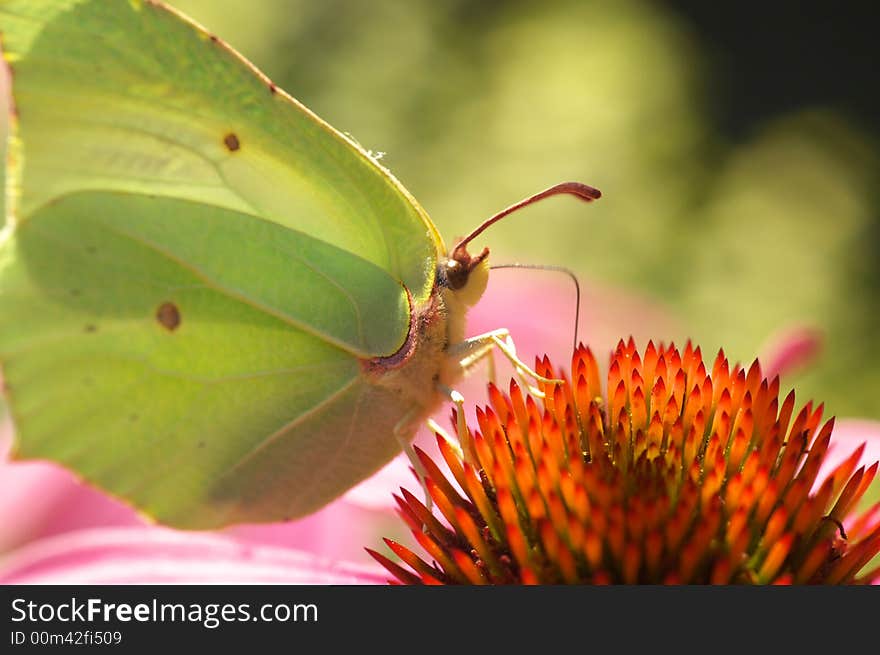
[0,0,598,528]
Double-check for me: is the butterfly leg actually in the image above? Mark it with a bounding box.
[449,328,563,397]
[393,408,434,515]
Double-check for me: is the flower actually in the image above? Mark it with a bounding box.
[369,339,880,584]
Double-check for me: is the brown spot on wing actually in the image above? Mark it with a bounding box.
[156,301,181,331]
[224,132,240,152]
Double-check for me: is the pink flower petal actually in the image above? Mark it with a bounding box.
[0,527,385,584]
[468,275,683,370]
[759,325,823,380]
[0,419,145,553]
[818,419,880,484]
[1,417,408,565]
[340,454,416,510]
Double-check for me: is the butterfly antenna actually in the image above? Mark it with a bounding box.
[452,182,601,256]
[490,263,582,353]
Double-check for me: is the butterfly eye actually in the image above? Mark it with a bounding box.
[441,246,489,291]
[441,258,464,289]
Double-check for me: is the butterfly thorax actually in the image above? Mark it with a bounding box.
[361,252,490,416]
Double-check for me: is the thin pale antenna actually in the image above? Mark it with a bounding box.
[453,182,601,255]
[490,263,582,353]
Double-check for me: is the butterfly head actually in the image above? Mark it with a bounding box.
[438,242,490,308]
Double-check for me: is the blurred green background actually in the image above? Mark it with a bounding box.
[2,0,878,421]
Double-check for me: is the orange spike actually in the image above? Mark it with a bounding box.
[392,494,423,533]
[583,346,602,402]
[794,540,832,584]
[437,433,468,493]
[846,500,880,541]
[827,443,866,502]
[773,431,808,491]
[366,548,426,585]
[667,345,682,371]
[647,411,665,456]
[557,543,580,584]
[519,568,540,585]
[711,405,731,446]
[788,425,832,492]
[758,533,795,582]
[509,378,531,444]
[710,557,733,585]
[606,516,625,564]
[631,385,647,436]
[727,529,751,576]
[650,375,667,416]
[631,367,645,397]
[487,383,510,425]
[678,540,703,584]
[645,530,664,575]
[546,490,570,539]
[690,345,704,382]
[782,477,810,520]
[525,487,547,522]
[462,462,505,541]
[712,353,729,407]
[682,384,702,433]
[754,478,779,528]
[826,524,880,584]
[411,530,468,583]
[727,426,751,475]
[567,514,585,551]
[574,374,592,427]
[622,542,641,584]
[425,477,464,532]
[643,340,658,386]
[452,548,488,584]
[828,466,866,524]
[608,358,623,399]
[725,471,745,508]
[725,505,749,547]
[538,519,562,567]
[806,402,825,442]
[763,506,789,546]
[471,432,495,485]
[513,442,537,501]
[664,504,691,553]
[671,369,686,414]
[454,507,501,577]
[582,529,603,569]
[654,354,668,390]
[745,358,762,394]
[415,446,466,508]
[398,488,453,541]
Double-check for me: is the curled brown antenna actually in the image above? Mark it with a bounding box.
[444,182,601,291]
[452,182,601,256]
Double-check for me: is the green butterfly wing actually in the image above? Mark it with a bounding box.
[0,0,450,527]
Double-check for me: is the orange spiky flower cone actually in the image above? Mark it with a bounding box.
[368,339,880,584]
